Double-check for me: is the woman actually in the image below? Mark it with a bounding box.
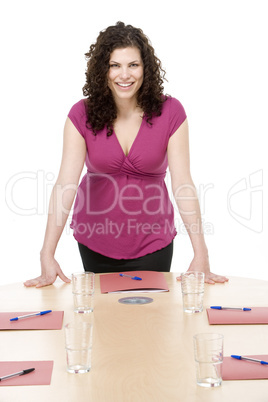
[24,22,228,287]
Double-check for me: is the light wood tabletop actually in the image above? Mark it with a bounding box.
[0,274,268,402]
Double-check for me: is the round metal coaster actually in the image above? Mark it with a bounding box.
[118,296,154,305]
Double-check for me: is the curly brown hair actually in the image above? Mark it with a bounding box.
[82,21,167,136]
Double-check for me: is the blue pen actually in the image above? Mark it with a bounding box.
[0,368,35,381]
[10,310,52,321]
[119,274,142,281]
[210,306,251,311]
[231,355,268,365]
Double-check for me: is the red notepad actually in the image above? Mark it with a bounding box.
[100,271,169,293]
[0,361,53,386]
[222,355,268,380]
[206,307,268,325]
[0,311,64,330]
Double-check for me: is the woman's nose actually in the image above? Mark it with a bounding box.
[119,67,131,80]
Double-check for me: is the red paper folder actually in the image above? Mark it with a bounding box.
[0,361,53,386]
[0,311,64,330]
[206,307,268,325]
[222,355,268,380]
[100,271,169,294]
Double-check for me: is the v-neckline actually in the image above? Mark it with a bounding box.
[113,116,145,158]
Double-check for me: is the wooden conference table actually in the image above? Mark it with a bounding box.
[0,274,268,402]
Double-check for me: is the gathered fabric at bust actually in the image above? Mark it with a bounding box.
[68,96,187,259]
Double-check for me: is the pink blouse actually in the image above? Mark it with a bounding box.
[68,96,187,259]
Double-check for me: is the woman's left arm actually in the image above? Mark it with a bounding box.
[167,119,228,284]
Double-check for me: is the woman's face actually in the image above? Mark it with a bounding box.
[107,47,144,104]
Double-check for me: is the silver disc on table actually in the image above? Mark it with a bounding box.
[118,296,154,305]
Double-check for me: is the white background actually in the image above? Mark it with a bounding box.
[1,0,267,285]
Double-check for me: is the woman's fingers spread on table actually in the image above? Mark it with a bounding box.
[176,273,229,284]
[57,269,71,285]
[23,277,42,287]
[24,275,55,288]
[204,273,229,284]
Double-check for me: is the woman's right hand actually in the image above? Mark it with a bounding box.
[23,254,71,288]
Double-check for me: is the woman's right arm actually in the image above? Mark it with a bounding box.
[24,117,87,288]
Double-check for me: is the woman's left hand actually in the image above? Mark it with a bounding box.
[176,255,229,284]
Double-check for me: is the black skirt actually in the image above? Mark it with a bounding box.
[78,241,173,273]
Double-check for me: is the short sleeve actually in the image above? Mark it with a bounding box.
[67,99,87,138]
[168,97,187,138]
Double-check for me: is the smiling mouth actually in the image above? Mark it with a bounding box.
[116,83,134,88]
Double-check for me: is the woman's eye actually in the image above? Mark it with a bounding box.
[110,64,119,68]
